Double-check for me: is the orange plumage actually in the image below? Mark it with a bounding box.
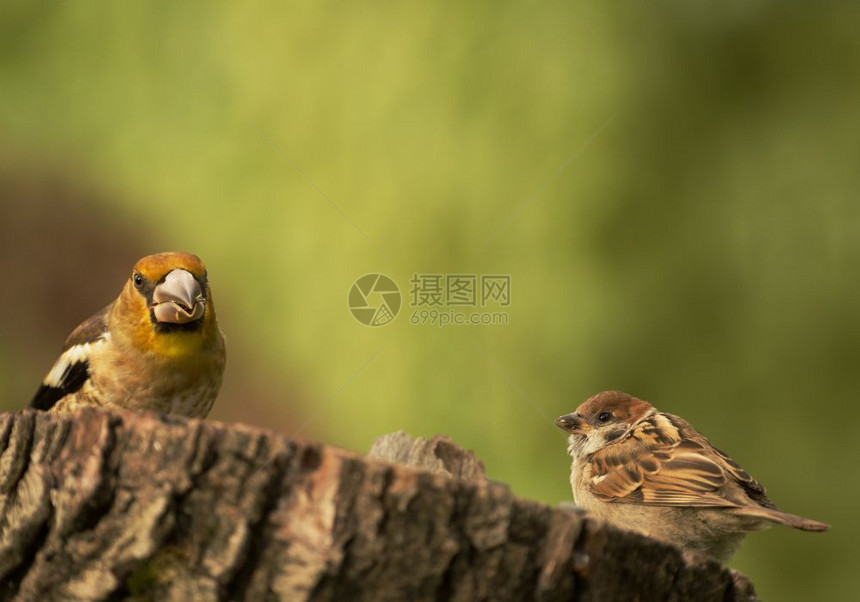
[31,252,226,417]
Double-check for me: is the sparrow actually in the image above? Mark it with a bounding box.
[30,252,226,417]
[556,391,829,561]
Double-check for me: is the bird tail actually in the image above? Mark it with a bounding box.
[739,507,830,532]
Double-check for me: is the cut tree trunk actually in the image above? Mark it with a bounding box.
[0,409,756,601]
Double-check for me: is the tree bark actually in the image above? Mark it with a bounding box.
[0,409,756,601]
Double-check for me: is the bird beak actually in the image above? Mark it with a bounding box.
[555,413,586,434]
[151,269,205,324]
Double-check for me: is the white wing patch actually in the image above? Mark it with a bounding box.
[44,334,110,387]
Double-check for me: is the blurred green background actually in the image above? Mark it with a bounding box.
[1,2,857,599]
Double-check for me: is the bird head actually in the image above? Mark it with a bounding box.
[556,391,655,458]
[113,252,220,357]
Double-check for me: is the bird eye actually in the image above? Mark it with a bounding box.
[133,273,144,289]
[597,412,612,423]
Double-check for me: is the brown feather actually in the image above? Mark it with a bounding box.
[589,412,775,510]
[63,305,111,349]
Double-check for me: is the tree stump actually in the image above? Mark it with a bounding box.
[0,409,756,601]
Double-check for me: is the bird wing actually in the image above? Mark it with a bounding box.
[588,412,769,508]
[30,305,111,410]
